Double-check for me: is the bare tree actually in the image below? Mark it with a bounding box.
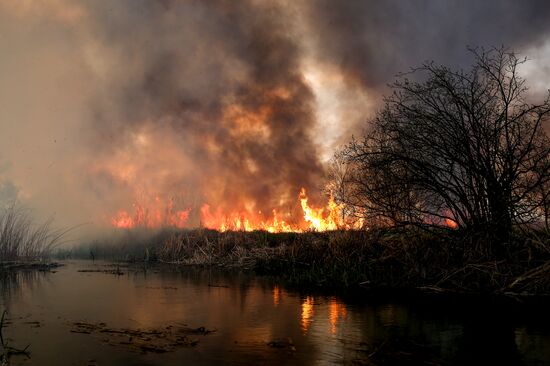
[339,47,550,242]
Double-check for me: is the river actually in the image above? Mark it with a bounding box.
[0,261,548,365]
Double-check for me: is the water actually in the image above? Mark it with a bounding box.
[1,261,549,365]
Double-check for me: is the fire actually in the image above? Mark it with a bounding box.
[442,210,459,229]
[300,188,342,231]
[110,188,355,232]
[445,218,458,229]
[199,188,346,232]
[200,205,297,232]
[111,198,190,229]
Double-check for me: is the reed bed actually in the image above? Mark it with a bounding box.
[0,204,65,262]
[72,226,550,296]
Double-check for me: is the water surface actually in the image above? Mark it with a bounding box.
[1,261,549,365]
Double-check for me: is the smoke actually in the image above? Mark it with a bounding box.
[305,0,550,88]
[1,0,550,234]
[83,0,326,228]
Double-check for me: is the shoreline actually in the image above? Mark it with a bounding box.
[0,261,63,272]
[45,257,550,303]
[7,226,550,298]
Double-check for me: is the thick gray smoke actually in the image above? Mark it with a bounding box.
[306,0,550,88]
[83,1,326,227]
[0,0,549,234]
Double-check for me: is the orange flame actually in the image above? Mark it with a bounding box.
[443,210,459,229]
[199,188,347,232]
[110,188,362,232]
[445,218,458,229]
[200,205,297,232]
[111,198,190,229]
[300,188,342,231]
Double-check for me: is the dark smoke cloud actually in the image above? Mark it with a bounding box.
[306,0,550,89]
[1,0,550,232]
[84,0,324,224]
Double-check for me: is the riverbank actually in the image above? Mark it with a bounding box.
[62,228,550,297]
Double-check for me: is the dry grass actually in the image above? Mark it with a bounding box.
[0,204,66,262]
[71,226,550,295]
[154,228,550,294]
[158,230,289,268]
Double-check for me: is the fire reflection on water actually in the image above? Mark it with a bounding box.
[2,264,548,365]
[329,298,348,334]
[273,285,281,306]
[270,287,349,336]
[301,296,315,333]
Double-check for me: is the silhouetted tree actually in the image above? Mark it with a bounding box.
[339,47,550,244]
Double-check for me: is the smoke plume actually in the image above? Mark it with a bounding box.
[1,0,550,234]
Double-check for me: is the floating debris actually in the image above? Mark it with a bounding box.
[22,321,41,328]
[77,268,124,275]
[0,262,63,271]
[268,337,296,351]
[77,264,126,275]
[69,321,215,353]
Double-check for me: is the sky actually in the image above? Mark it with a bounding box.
[1,0,550,235]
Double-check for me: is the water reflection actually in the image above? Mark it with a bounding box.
[0,261,548,365]
[328,298,347,335]
[0,269,47,303]
[272,285,280,306]
[273,287,351,345]
[300,296,314,333]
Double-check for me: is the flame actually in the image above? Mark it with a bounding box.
[200,205,297,232]
[442,210,458,229]
[110,187,362,232]
[199,188,346,232]
[300,188,342,231]
[111,198,190,229]
[445,218,458,229]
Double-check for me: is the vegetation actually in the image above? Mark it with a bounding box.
[334,47,550,247]
[58,48,550,297]
[67,227,550,296]
[0,203,65,263]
